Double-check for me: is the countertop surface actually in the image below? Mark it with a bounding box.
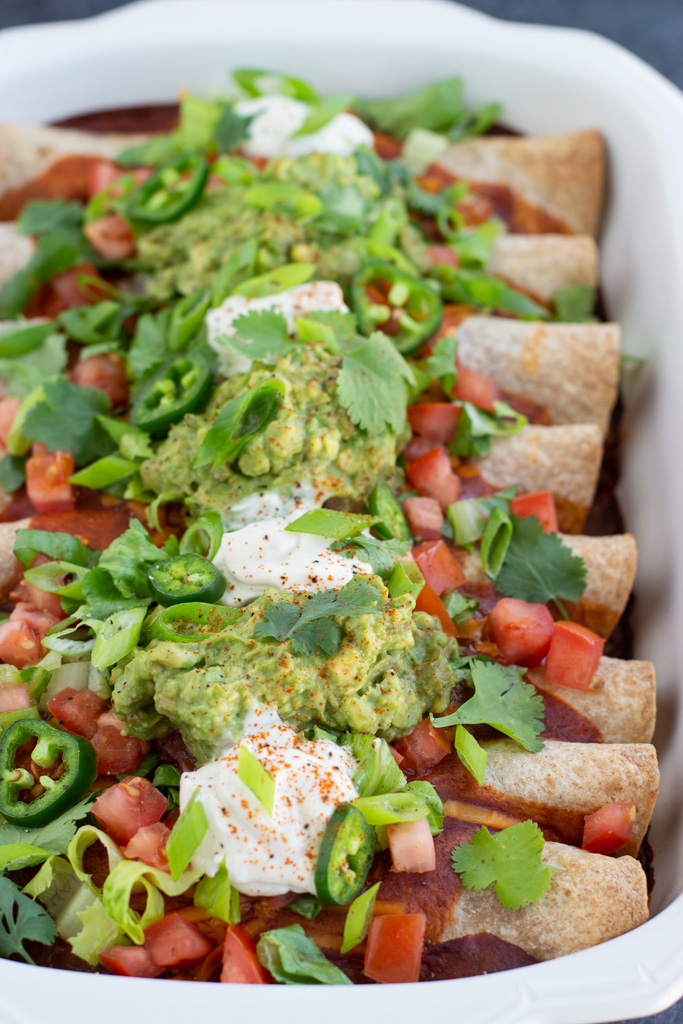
[0,1,681,1022]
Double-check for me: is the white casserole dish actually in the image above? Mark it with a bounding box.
[1,1,683,1020]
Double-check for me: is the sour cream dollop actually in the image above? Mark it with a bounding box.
[214,504,372,606]
[180,706,359,896]
[206,280,348,375]
[235,95,373,160]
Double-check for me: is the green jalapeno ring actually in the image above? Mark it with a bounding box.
[350,261,442,356]
[0,719,97,828]
[368,483,412,542]
[131,353,212,435]
[126,154,210,225]
[180,511,224,561]
[149,602,241,643]
[147,553,226,607]
[314,803,375,906]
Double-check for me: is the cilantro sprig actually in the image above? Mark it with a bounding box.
[254,576,384,656]
[451,820,558,910]
[0,876,57,965]
[496,514,587,617]
[433,658,545,753]
[331,535,411,577]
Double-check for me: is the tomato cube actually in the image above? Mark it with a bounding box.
[582,802,636,855]
[100,944,163,978]
[402,496,443,540]
[364,914,426,984]
[47,687,108,739]
[387,818,436,873]
[406,447,462,509]
[92,777,167,845]
[413,539,465,595]
[221,926,270,984]
[145,913,213,968]
[408,403,461,444]
[510,491,559,534]
[452,364,500,412]
[393,717,451,774]
[415,582,459,637]
[544,621,605,690]
[488,597,554,667]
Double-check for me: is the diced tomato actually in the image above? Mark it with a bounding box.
[544,621,605,690]
[91,724,146,775]
[47,687,108,739]
[364,914,426,984]
[84,213,136,261]
[25,449,75,514]
[406,447,462,509]
[221,926,270,984]
[402,436,445,462]
[92,776,167,845]
[87,159,123,199]
[0,398,21,449]
[9,602,60,639]
[387,818,436,873]
[393,717,451,773]
[0,681,32,712]
[402,496,444,540]
[488,597,554,667]
[71,353,130,408]
[412,539,465,596]
[99,944,163,978]
[452,363,500,412]
[582,802,636,855]
[19,580,65,621]
[0,620,42,668]
[510,491,558,534]
[124,821,171,871]
[426,244,459,268]
[50,263,108,309]
[144,913,213,968]
[407,404,461,445]
[415,582,458,638]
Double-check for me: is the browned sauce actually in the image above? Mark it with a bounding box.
[53,103,180,135]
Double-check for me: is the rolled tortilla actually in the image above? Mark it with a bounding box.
[0,124,146,200]
[436,130,605,236]
[474,423,603,533]
[530,657,656,745]
[456,317,620,438]
[0,222,33,286]
[429,739,659,857]
[439,841,648,960]
[561,532,637,638]
[0,518,30,600]
[486,233,598,303]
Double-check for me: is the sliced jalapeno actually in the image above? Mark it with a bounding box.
[350,261,442,355]
[314,803,374,906]
[180,512,224,561]
[149,601,241,642]
[131,353,212,435]
[0,719,97,827]
[126,154,209,224]
[368,483,411,542]
[168,289,212,352]
[148,554,226,607]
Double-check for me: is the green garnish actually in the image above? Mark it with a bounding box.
[453,724,487,785]
[386,560,425,600]
[194,861,240,924]
[193,379,285,471]
[450,400,527,458]
[340,882,381,954]
[91,606,147,671]
[237,746,276,815]
[166,790,209,881]
[294,93,355,136]
[496,514,587,617]
[285,508,380,541]
[480,506,512,578]
[331,535,411,577]
[219,309,295,363]
[256,924,351,985]
[21,377,112,466]
[451,820,558,910]
[0,876,57,965]
[553,284,597,323]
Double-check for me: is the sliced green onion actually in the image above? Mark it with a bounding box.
[401,127,450,176]
[180,512,226,561]
[288,894,321,920]
[285,509,380,541]
[0,705,40,740]
[237,745,275,815]
[232,262,315,299]
[91,606,147,670]
[480,506,512,579]
[244,183,322,218]
[168,288,211,351]
[194,861,240,924]
[386,560,424,601]
[42,623,96,657]
[442,590,479,625]
[69,457,139,489]
[211,239,258,307]
[351,791,430,826]
[446,498,486,545]
[233,69,319,103]
[454,724,487,785]
[24,560,89,600]
[193,379,285,471]
[340,882,380,954]
[166,790,209,882]
[294,93,355,136]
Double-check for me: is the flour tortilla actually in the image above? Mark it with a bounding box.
[487,233,599,302]
[531,656,656,744]
[0,222,33,286]
[436,130,605,235]
[561,532,637,638]
[475,423,603,533]
[0,124,146,199]
[456,317,620,438]
[440,840,648,960]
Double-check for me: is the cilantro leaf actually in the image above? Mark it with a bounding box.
[94,519,165,600]
[425,334,458,393]
[496,514,587,615]
[213,108,254,153]
[357,77,465,140]
[221,310,294,363]
[331,535,410,577]
[451,820,555,910]
[0,333,67,399]
[315,183,369,234]
[553,284,597,323]
[0,794,95,856]
[17,199,84,237]
[336,332,414,435]
[254,576,384,656]
[256,924,351,985]
[433,658,545,752]
[0,876,57,964]
[21,376,113,465]
[305,309,358,340]
[0,232,92,319]
[127,309,173,381]
[450,400,527,458]
[0,455,26,494]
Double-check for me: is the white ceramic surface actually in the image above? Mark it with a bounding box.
[1,2,683,1021]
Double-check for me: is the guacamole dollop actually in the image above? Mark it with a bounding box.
[139,342,398,517]
[112,575,458,763]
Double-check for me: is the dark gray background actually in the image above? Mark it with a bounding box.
[0,1,681,1022]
